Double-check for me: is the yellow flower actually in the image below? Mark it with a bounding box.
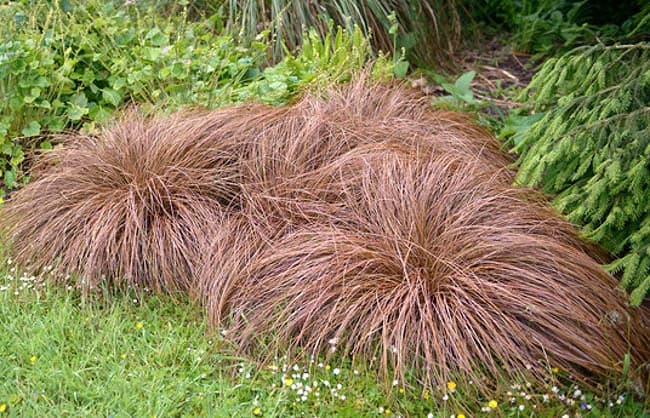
[267,364,278,371]
[136,322,144,329]
[552,367,559,374]
[488,400,498,409]
[447,381,457,392]
[29,356,37,364]
[252,407,262,416]
[458,414,466,418]
[0,403,6,413]
[284,378,293,387]
[398,388,405,394]
[325,365,331,371]
[120,353,127,359]
[384,409,392,415]
[422,390,430,400]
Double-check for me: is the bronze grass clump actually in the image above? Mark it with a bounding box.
[2,79,648,394]
[236,79,515,227]
[202,146,650,391]
[0,109,256,293]
[242,77,515,186]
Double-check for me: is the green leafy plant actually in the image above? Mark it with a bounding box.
[469,0,646,54]
[234,25,400,105]
[428,70,513,131]
[431,70,479,107]
[0,1,262,191]
[505,42,650,305]
[509,0,592,54]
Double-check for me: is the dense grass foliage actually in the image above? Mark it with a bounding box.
[506,43,650,305]
[226,0,462,70]
[0,110,245,294]
[0,0,395,195]
[197,82,649,392]
[2,0,650,414]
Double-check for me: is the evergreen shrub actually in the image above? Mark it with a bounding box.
[508,42,650,305]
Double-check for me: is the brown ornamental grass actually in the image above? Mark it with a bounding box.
[2,79,648,393]
[205,146,649,391]
[0,109,253,293]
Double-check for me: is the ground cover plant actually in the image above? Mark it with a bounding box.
[0,0,261,190]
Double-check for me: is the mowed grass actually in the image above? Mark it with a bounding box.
[0,252,648,417]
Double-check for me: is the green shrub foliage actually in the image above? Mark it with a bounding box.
[0,1,394,195]
[470,0,648,54]
[510,42,650,305]
[0,1,261,191]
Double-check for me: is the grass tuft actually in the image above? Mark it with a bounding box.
[0,110,248,294]
[227,0,464,69]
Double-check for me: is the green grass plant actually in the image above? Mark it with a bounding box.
[225,0,463,70]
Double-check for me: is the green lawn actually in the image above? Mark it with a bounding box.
[0,255,647,417]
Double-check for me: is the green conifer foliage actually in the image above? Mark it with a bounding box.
[512,42,650,305]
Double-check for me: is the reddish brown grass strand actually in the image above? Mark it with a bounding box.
[207,149,649,392]
[238,78,514,192]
